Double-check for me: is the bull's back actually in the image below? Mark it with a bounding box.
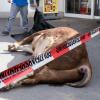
[33,27,80,55]
[33,27,89,70]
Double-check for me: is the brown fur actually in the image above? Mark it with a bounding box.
[5,27,92,90]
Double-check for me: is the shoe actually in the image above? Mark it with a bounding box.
[10,34,15,37]
[2,31,9,36]
[10,31,30,39]
[11,31,28,37]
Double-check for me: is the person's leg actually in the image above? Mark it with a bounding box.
[20,6,28,33]
[2,4,19,35]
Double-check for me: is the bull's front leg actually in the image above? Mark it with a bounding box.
[8,35,34,52]
[8,42,20,52]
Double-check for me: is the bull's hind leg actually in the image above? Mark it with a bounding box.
[0,62,91,91]
[0,59,92,91]
[21,59,92,87]
[21,66,83,86]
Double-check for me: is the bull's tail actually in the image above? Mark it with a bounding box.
[66,65,92,87]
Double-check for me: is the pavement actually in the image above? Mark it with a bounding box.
[0,17,100,100]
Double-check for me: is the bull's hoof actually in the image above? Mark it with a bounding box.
[8,45,16,52]
[0,86,11,91]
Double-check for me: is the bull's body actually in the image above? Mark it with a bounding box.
[4,27,92,91]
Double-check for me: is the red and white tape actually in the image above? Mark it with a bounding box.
[0,27,100,89]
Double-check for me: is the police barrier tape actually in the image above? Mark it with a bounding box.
[0,27,100,89]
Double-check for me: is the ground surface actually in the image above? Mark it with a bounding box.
[0,17,100,100]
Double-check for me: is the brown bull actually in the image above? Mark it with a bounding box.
[4,27,92,90]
